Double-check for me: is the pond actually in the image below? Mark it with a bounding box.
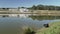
[0,14,60,34]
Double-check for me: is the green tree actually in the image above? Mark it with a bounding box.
[37,4,45,10]
[18,7,20,11]
[32,5,37,10]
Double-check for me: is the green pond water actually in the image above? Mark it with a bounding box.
[0,16,60,34]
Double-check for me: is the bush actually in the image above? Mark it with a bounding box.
[24,28,36,34]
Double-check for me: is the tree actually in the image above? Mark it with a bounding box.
[28,4,60,10]
[32,5,37,10]
[21,7,25,8]
[18,7,20,11]
[18,7,20,9]
[37,5,45,10]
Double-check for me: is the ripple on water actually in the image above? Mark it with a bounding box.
[0,17,60,34]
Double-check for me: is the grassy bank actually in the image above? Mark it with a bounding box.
[36,22,60,34]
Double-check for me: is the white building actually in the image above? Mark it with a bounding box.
[9,8,29,12]
[9,8,18,12]
[19,8,29,12]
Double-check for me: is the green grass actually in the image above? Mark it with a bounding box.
[36,22,60,34]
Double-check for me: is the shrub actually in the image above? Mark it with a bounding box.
[24,28,36,34]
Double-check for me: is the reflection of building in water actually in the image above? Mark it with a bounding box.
[2,14,31,18]
[0,7,30,18]
[9,14,18,17]
[18,14,31,18]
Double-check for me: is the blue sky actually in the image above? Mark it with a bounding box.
[0,0,60,8]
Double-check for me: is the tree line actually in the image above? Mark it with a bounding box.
[27,5,60,10]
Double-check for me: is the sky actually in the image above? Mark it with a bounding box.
[0,0,60,8]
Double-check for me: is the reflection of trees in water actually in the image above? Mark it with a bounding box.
[29,15,60,20]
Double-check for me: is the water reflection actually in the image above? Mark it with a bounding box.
[0,17,60,34]
[29,15,60,20]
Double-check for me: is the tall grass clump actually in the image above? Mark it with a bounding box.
[24,27,36,34]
